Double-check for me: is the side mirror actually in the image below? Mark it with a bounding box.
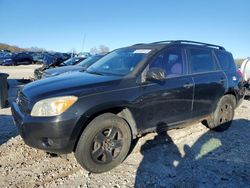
[146,68,166,82]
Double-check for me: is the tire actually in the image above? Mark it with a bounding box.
[206,95,235,131]
[75,113,132,173]
[0,88,4,109]
[0,76,8,109]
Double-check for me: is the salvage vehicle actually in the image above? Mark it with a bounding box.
[31,52,46,64]
[0,52,12,65]
[42,55,105,79]
[34,55,83,79]
[0,49,11,52]
[12,40,245,173]
[1,52,33,66]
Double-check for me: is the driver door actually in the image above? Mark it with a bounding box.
[137,47,194,132]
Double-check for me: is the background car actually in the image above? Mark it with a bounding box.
[42,55,105,78]
[0,52,12,65]
[34,56,86,79]
[1,52,33,66]
[0,49,11,52]
[31,52,45,64]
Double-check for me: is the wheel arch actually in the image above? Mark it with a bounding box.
[72,105,138,152]
[223,90,237,108]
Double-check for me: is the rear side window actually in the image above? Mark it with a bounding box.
[189,48,215,73]
[215,51,236,72]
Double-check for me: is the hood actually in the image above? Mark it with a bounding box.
[44,65,84,77]
[22,71,121,101]
[42,62,59,68]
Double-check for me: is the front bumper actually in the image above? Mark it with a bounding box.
[11,102,80,154]
[2,60,14,66]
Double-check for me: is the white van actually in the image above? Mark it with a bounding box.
[241,58,250,83]
[241,58,250,95]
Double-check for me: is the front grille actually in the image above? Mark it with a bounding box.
[34,68,43,79]
[17,92,30,114]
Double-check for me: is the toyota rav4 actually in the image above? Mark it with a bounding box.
[12,40,245,173]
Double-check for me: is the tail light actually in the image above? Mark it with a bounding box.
[237,69,243,78]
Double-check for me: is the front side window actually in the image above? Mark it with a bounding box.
[86,48,150,76]
[16,54,22,58]
[148,48,185,77]
[189,48,215,73]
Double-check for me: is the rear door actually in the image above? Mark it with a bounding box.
[187,47,226,117]
[16,54,31,65]
[214,50,240,86]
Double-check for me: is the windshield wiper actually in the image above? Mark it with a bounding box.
[86,70,104,76]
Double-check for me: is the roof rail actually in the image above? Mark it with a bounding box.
[132,43,146,46]
[151,40,225,50]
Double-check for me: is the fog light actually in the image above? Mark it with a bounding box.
[42,138,54,147]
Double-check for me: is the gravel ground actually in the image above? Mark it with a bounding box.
[0,65,41,79]
[0,66,249,188]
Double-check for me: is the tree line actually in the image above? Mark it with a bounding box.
[0,43,246,65]
[0,43,110,55]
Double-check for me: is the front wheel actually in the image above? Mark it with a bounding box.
[206,95,235,131]
[75,113,132,173]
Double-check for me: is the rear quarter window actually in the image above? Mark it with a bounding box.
[189,48,215,73]
[215,51,236,72]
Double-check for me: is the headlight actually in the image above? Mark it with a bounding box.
[31,96,78,117]
[51,72,59,76]
[42,72,53,78]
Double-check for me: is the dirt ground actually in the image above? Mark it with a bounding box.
[0,66,249,188]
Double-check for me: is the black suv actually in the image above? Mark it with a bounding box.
[12,40,245,173]
[2,52,33,66]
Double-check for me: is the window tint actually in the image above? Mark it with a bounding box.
[87,48,148,76]
[149,48,185,77]
[189,48,215,73]
[215,51,236,72]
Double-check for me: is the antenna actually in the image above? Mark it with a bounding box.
[81,33,86,53]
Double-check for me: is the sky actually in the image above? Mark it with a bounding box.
[0,0,249,58]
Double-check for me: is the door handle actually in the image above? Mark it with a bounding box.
[220,78,226,84]
[183,83,194,88]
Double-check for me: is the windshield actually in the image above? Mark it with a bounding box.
[63,57,82,66]
[78,55,104,68]
[43,54,57,65]
[0,53,12,58]
[86,48,150,76]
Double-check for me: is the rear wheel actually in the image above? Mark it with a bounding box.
[206,95,235,131]
[75,113,132,173]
